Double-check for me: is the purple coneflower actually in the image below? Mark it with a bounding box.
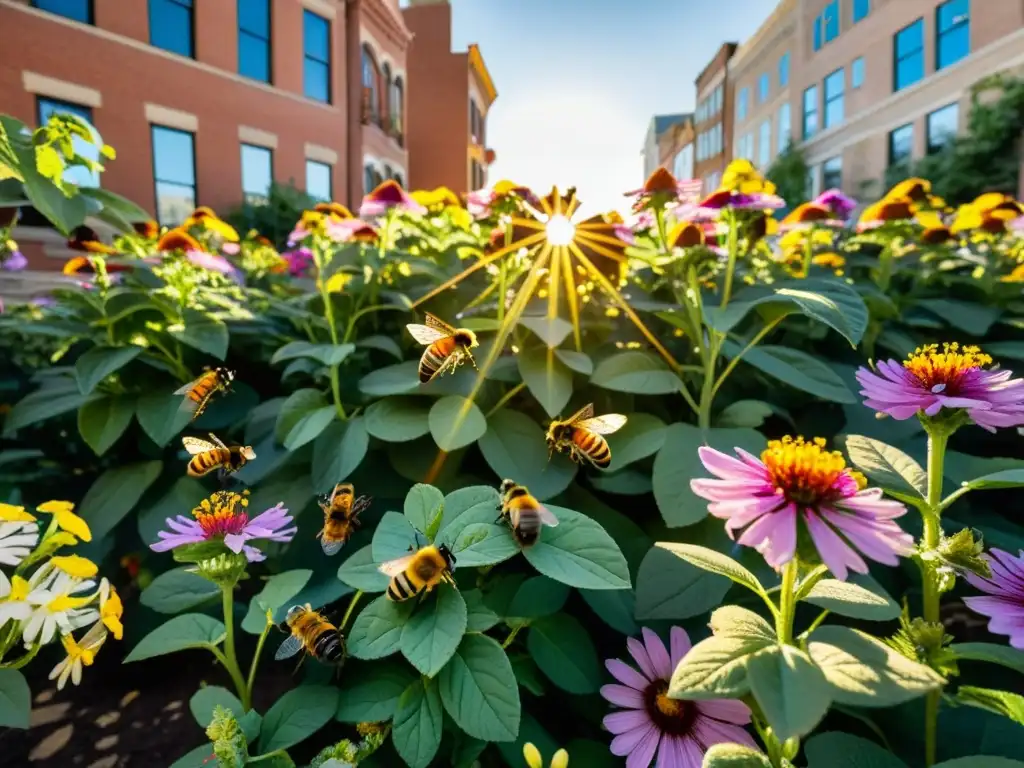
[813,189,857,220]
[697,189,785,214]
[601,627,756,767]
[324,217,378,244]
[359,180,427,218]
[964,549,1024,648]
[856,343,1024,431]
[150,492,296,562]
[281,247,314,277]
[691,437,914,580]
[2,249,26,271]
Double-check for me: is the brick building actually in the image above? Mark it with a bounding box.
[659,116,696,184]
[693,43,738,192]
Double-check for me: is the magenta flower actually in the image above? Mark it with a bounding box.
[856,343,1024,431]
[697,189,785,214]
[964,549,1024,649]
[324,217,377,243]
[359,180,427,218]
[601,627,756,767]
[691,437,914,580]
[814,189,857,220]
[281,247,314,277]
[465,183,541,218]
[150,492,296,563]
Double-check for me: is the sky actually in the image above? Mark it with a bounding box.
[441,0,776,215]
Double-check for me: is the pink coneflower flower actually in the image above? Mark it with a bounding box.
[221,242,241,256]
[186,249,238,278]
[625,168,703,213]
[465,180,540,218]
[601,627,756,767]
[324,217,378,244]
[359,180,427,218]
[150,492,296,562]
[697,189,786,213]
[856,343,1024,431]
[691,437,914,579]
[964,549,1024,649]
[814,189,857,220]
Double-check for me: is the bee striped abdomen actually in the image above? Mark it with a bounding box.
[574,430,611,468]
[419,336,458,383]
[513,511,541,546]
[188,448,231,477]
[387,574,415,601]
[311,624,345,663]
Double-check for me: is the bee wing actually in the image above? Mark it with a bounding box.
[173,374,205,396]
[425,313,457,335]
[576,414,628,435]
[182,436,217,455]
[536,504,560,528]
[321,538,346,556]
[565,403,595,425]
[274,634,304,661]
[406,324,448,346]
[378,553,416,577]
[209,433,228,449]
[351,496,373,518]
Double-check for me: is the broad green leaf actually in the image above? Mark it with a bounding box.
[258,685,338,753]
[284,406,335,451]
[447,521,520,568]
[364,397,430,442]
[522,504,629,590]
[935,760,1024,768]
[400,584,467,676]
[803,579,900,621]
[0,670,30,729]
[804,732,909,768]
[591,350,683,394]
[463,589,500,632]
[3,382,95,436]
[359,361,420,397]
[605,413,666,472]
[140,567,219,614]
[335,660,417,723]
[193,382,259,431]
[555,349,593,375]
[962,469,1024,491]
[506,577,570,621]
[986,342,1024,362]
[718,399,776,429]
[723,343,856,403]
[653,423,764,527]
[357,335,403,360]
[917,298,1000,336]
[808,625,945,706]
[952,643,1024,675]
[347,595,412,660]
[79,460,163,542]
[527,614,601,694]
[655,542,763,594]
[635,545,731,620]
[241,570,313,634]
[135,391,193,447]
[478,410,577,501]
[189,686,243,727]
[311,417,368,493]
[78,395,133,455]
[439,634,520,742]
[125,614,226,662]
[581,589,638,635]
[518,315,573,347]
[372,511,418,562]
[275,388,328,445]
[708,605,777,643]
[517,346,573,418]
[405,484,445,536]
[168,745,217,768]
[137,477,208,545]
[957,686,1024,728]
[429,395,487,451]
[703,743,774,768]
[437,486,501,536]
[75,345,142,395]
[668,634,771,699]
[169,309,228,360]
[845,435,927,501]
[271,341,355,366]
[392,677,443,768]
[589,468,653,495]
[747,645,831,741]
[337,545,391,593]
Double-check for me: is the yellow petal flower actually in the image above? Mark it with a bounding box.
[523,743,543,768]
[101,586,124,641]
[38,502,92,543]
[50,555,99,579]
[47,593,95,612]
[37,501,75,515]
[9,575,30,601]
[47,532,79,549]
[0,503,36,523]
[551,749,569,768]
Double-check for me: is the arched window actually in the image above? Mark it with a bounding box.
[382,62,392,125]
[364,164,375,194]
[394,172,404,188]
[361,44,379,125]
[391,76,404,143]
[383,164,394,181]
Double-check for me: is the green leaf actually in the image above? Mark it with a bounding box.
[708,605,777,643]
[0,670,30,729]
[436,486,500,535]
[359,361,420,397]
[527,614,601,694]
[140,567,219,614]
[522,504,630,590]
[365,397,430,442]
[137,477,208,545]
[78,395,133,455]
[168,745,217,768]
[723,343,856,403]
[668,634,771,699]
[311,416,368,493]
[446,521,520,568]
[400,584,467,676]
[463,589,500,632]
[169,308,228,360]
[845,435,927,501]
[591,350,682,394]
[935,760,1024,768]
[957,686,1024,728]
[75,345,141,395]
[189,686,243,728]
[392,677,443,768]
[259,685,338,753]
[518,315,573,347]
[275,388,332,450]
[803,579,900,621]
[242,570,313,633]
[635,545,731,620]
[335,660,417,723]
[135,391,193,447]
[917,298,1000,336]
[347,595,412,660]
[372,511,418,562]
[653,423,765,527]
[718,399,775,428]
[589,468,653,495]
[986,342,1024,362]
[506,577,570,621]
[747,644,831,741]
[517,346,573,418]
[655,542,764,594]
[271,341,355,366]
[404,484,445,537]
[337,545,390,593]
[555,349,593,375]
[581,589,638,635]
[429,395,487,451]
[439,634,520,742]
[357,335,403,360]
[952,643,1024,675]
[703,743,774,768]
[125,614,226,662]
[3,382,96,436]
[605,413,666,472]
[804,732,909,768]
[79,460,163,542]
[478,410,577,501]
[962,469,1024,491]
[807,625,945,706]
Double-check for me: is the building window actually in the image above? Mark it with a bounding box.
[936,0,970,71]
[381,62,392,123]
[394,173,405,188]
[736,88,749,121]
[852,57,865,88]
[777,103,791,153]
[151,125,195,226]
[364,165,383,195]
[758,120,771,168]
[888,123,914,167]
[822,156,842,191]
[814,1,840,51]
[149,0,193,58]
[241,144,272,205]
[853,0,870,23]
[238,0,271,83]
[758,73,770,104]
[382,164,394,181]
[306,160,331,202]
[361,44,379,123]
[802,85,818,139]
[894,19,924,92]
[470,100,481,143]
[779,52,790,87]
[806,165,821,199]
[391,77,404,144]
[31,0,91,23]
[927,103,959,154]
[736,132,753,160]
[823,68,844,129]
[37,97,100,188]
[304,11,331,103]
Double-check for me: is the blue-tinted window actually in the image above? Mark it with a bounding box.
[852,56,865,88]
[737,88,749,121]
[888,123,913,166]
[758,73,770,104]
[37,97,100,188]
[777,103,791,153]
[937,0,970,71]
[927,103,959,154]
[758,120,771,167]
[822,156,842,191]
[303,11,331,103]
[241,144,272,204]
[149,0,193,58]
[823,68,844,129]
[803,85,818,139]
[31,0,91,23]
[813,16,822,51]
[853,0,870,23]
[238,0,271,83]
[894,19,924,91]
[306,160,331,202]
[823,1,840,43]
[779,52,790,87]
[151,125,195,226]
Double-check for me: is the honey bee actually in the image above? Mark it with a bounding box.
[379,543,457,602]
[498,480,559,548]
[406,314,479,383]
[183,434,256,477]
[274,604,345,664]
[317,483,372,556]
[174,367,234,420]
[545,403,627,469]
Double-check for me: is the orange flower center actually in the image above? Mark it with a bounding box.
[192,492,249,537]
[643,680,695,736]
[655,692,686,718]
[761,437,861,505]
[903,343,991,393]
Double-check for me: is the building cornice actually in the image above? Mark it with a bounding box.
[468,44,497,108]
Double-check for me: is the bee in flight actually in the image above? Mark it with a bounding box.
[182,433,256,477]
[498,480,559,548]
[379,542,457,602]
[317,483,372,556]
[174,367,234,420]
[274,604,345,665]
[546,403,627,469]
[406,314,479,383]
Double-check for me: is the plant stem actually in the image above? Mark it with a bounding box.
[245,620,272,708]
[921,429,948,767]
[497,225,513,322]
[801,226,814,277]
[776,558,799,645]
[339,590,363,631]
[315,242,348,421]
[486,382,526,418]
[0,645,40,670]
[219,586,251,711]
[720,211,739,309]
[248,749,290,763]
[697,337,719,435]
[501,625,522,649]
[711,316,785,398]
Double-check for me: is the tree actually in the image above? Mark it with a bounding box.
[766,146,809,210]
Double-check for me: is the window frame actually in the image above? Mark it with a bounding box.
[926,102,959,154]
[240,143,274,205]
[823,67,844,129]
[361,44,380,123]
[823,0,840,44]
[148,0,194,59]
[36,96,100,189]
[150,124,197,227]
[936,0,970,71]
[305,159,332,203]
[893,18,925,92]
[888,123,914,167]
[758,119,772,168]
[802,85,818,139]
[851,56,865,88]
[779,52,790,87]
[853,0,870,24]
[237,0,272,84]
[758,73,770,104]
[31,0,92,23]
[777,102,791,154]
[304,10,332,104]
[822,156,842,191]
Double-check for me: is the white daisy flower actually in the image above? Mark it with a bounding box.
[23,569,98,646]
[0,570,34,628]
[0,521,40,567]
[48,622,107,690]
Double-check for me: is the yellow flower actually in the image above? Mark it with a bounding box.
[37,501,92,542]
[523,743,568,768]
[721,158,776,195]
[99,579,124,640]
[412,187,461,213]
[50,555,98,579]
[1002,263,1024,283]
[0,503,36,523]
[49,623,107,690]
